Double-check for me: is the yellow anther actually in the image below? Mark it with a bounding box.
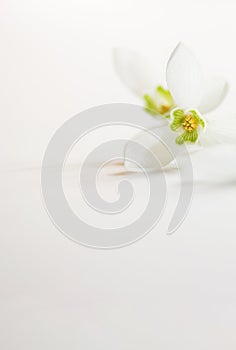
[182,113,198,131]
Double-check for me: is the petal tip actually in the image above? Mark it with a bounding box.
[166,42,203,108]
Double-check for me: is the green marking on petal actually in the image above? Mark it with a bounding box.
[175,130,198,145]
[185,129,198,143]
[143,94,160,116]
[170,120,182,131]
[172,109,185,118]
[175,133,185,145]
[156,86,174,107]
[170,109,185,131]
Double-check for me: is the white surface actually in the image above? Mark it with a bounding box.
[1,0,236,349]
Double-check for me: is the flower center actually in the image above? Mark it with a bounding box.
[182,114,198,131]
[159,105,170,114]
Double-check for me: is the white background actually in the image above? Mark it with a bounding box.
[1,0,236,349]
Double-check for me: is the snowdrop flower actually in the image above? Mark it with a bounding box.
[113,43,232,171]
[166,43,228,146]
[113,47,175,121]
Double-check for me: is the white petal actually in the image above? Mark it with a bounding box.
[113,47,160,97]
[197,76,228,114]
[166,43,203,108]
[200,117,236,147]
[124,125,180,172]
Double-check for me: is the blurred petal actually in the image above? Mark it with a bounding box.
[113,47,159,97]
[124,124,179,172]
[166,43,203,107]
[198,76,228,114]
[200,117,236,146]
